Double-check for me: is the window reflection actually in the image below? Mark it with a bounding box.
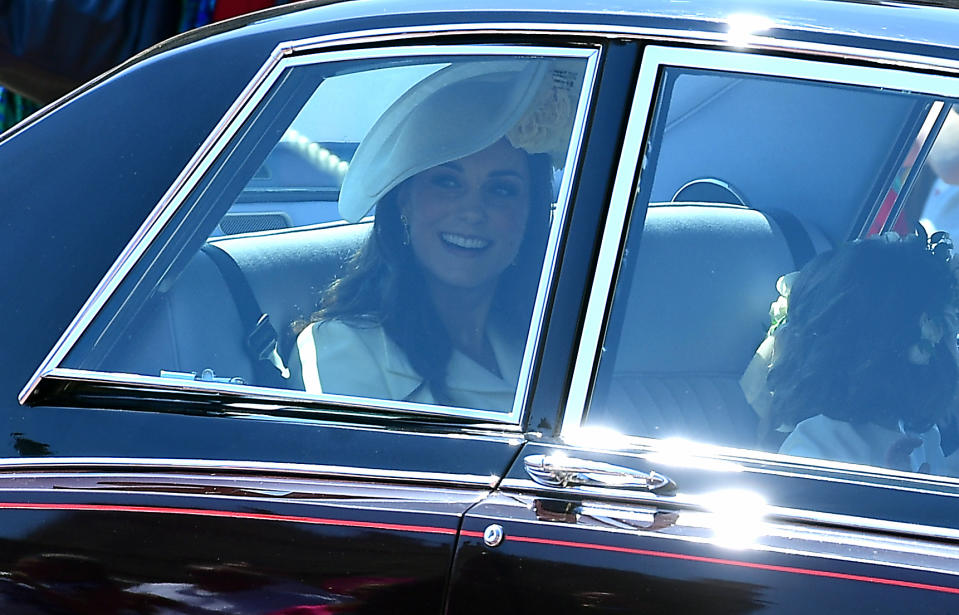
[61,50,592,423]
[586,63,959,479]
[288,58,587,412]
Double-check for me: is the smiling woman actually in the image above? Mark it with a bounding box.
[50,47,593,425]
[289,60,566,412]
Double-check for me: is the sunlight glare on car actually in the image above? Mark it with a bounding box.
[642,438,744,473]
[726,13,775,47]
[562,426,632,451]
[700,488,769,550]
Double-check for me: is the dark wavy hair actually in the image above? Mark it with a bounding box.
[767,235,959,434]
[303,151,554,404]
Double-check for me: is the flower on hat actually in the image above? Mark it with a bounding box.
[506,68,579,163]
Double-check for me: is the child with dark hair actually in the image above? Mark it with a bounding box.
[764,232,959,473]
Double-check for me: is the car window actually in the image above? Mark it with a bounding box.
[577,47,959,479]
[44,45,598,424]
[214,64,446,234]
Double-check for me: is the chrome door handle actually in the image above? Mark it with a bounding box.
[524,454,676,494]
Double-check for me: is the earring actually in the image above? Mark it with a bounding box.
[400,214,411,246]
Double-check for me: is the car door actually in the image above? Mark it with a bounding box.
[447,43,959,614]
[2,23,604,614]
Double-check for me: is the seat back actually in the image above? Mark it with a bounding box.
[593,203,830,449]
[103,202,830,442]
[213,222,371,355]
[100,222,370,386]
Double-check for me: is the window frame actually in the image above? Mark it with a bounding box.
[561,44,959,479]
[19,39,601,426]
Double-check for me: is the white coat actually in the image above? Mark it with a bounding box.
[779,414,959,475]
[291,319,521,413]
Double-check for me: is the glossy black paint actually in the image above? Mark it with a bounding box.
[1,0,958,459]
[467,444,959,613]
[0,33,275,459]
[3,0,959,612]
[450,492,959,614]
[0,468,481,614]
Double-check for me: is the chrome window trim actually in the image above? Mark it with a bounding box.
[35,366,530,424]
[0,456,499,488]
[280,22,959,77]
[7,17,959,149]
[20,41,599,427]
[562,45,959,434]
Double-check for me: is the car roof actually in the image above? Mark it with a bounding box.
[232,0,959,55]
[10,0,958,147]
[126,0,959,67]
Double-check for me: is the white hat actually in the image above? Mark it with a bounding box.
[338,58,580,223]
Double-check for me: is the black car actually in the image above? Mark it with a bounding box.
[3,0,959,612]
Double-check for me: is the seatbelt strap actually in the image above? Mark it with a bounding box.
[200,243,290,385]
[763,209,817,270]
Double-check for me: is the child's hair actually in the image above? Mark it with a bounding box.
[768,233,959,433]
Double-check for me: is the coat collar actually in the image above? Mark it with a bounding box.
[381,326,522,400]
